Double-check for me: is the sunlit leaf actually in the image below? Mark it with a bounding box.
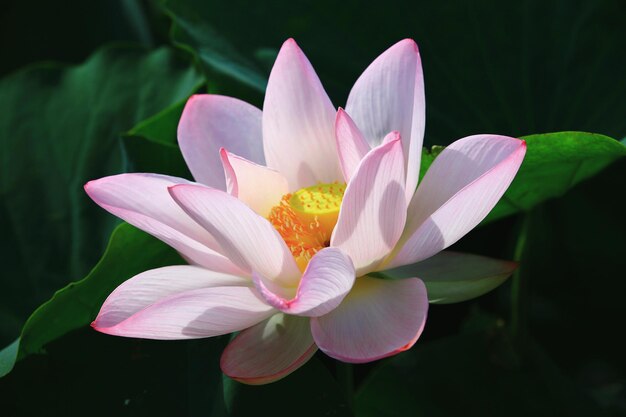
[123,100,193,178]
[485,132,626,223]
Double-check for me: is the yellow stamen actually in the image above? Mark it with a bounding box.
[268,182,346,271]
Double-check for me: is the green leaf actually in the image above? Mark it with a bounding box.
[0,339,19,377]
[418,145,444,181]
[421,132,625,225]
[356,328,606,417]
[162,0,267,103]
[123,100,193,178]
[0,44,200,362]
[485,132,626,223]
[0,223,182,377]
[382,252,517,304]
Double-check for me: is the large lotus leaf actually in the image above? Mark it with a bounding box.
[0,45,201,347]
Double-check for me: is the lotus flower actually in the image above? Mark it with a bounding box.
[85,38,525,384]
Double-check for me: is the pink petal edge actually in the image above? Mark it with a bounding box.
[92,265,251,330]
[92,286,274,340]
[335,108,371,182]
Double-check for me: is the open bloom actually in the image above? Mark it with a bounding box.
[85,39,525,384]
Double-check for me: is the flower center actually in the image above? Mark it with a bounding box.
[268,182,346,271]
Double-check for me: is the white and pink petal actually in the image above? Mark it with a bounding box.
[168,184,301,286]
[345,39,425,200]
[220,149,289,217]
[263,39,342,189]
[335,108,371,182]
[387,135,526,268]
[178,94,265,190]
[84,173,240,274]
[331,138,407,275]
[253,248,355,317]
[311,276,428,363]
[93,285,274,340]
[221,313,317,385]
[93,265,250,329]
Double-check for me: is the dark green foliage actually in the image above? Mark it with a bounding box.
[1,1,625,415]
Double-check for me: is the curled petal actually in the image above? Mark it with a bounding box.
[311,276,428,363]
[253,248,355,317]
[221,313,317,385]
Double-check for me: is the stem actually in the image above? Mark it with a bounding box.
[337,361,354,410]
[510,212,532,353]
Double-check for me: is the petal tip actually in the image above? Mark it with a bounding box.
[399,38,419,51]
[90,320,111,335]
[180,93,203,115]
[83,180,94,193]
[385,134,402,147]
[335,107,352,125]
[282,37,300,51]
[166,183,191,200]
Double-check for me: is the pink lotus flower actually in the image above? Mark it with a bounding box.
[85,38,525,384]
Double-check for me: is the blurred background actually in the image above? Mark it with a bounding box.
[1,0,625,416]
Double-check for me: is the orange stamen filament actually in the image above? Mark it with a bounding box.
[268,182,346,271]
